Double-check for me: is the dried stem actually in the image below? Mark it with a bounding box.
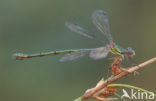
[81,57,156,100]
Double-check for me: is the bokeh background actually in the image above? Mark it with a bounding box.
[1,0,156,101]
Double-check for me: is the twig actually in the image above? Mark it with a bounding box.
[81,57,156,100]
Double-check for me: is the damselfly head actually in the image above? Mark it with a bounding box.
[126,47,135,57]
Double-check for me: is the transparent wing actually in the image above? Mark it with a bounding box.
[59,50,91,62]
[60,44,112,62]
[89,44,112,60]
[65,21,105,43]
[92,10,113,43]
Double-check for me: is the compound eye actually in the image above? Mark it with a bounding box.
[127,47,132,51]
[127,47,135,56]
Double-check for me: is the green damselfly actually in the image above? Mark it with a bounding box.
[13,10,135,62]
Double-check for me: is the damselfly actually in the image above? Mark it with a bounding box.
[13,10,135,62]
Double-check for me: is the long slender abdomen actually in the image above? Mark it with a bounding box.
[13,50,73,60]
[13,49,92,60]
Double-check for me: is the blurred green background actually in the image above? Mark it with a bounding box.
[1,0,156,101]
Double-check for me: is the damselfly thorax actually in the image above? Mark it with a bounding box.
[110,43,135,59]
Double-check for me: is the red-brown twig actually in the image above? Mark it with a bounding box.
[81,57,156,100]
